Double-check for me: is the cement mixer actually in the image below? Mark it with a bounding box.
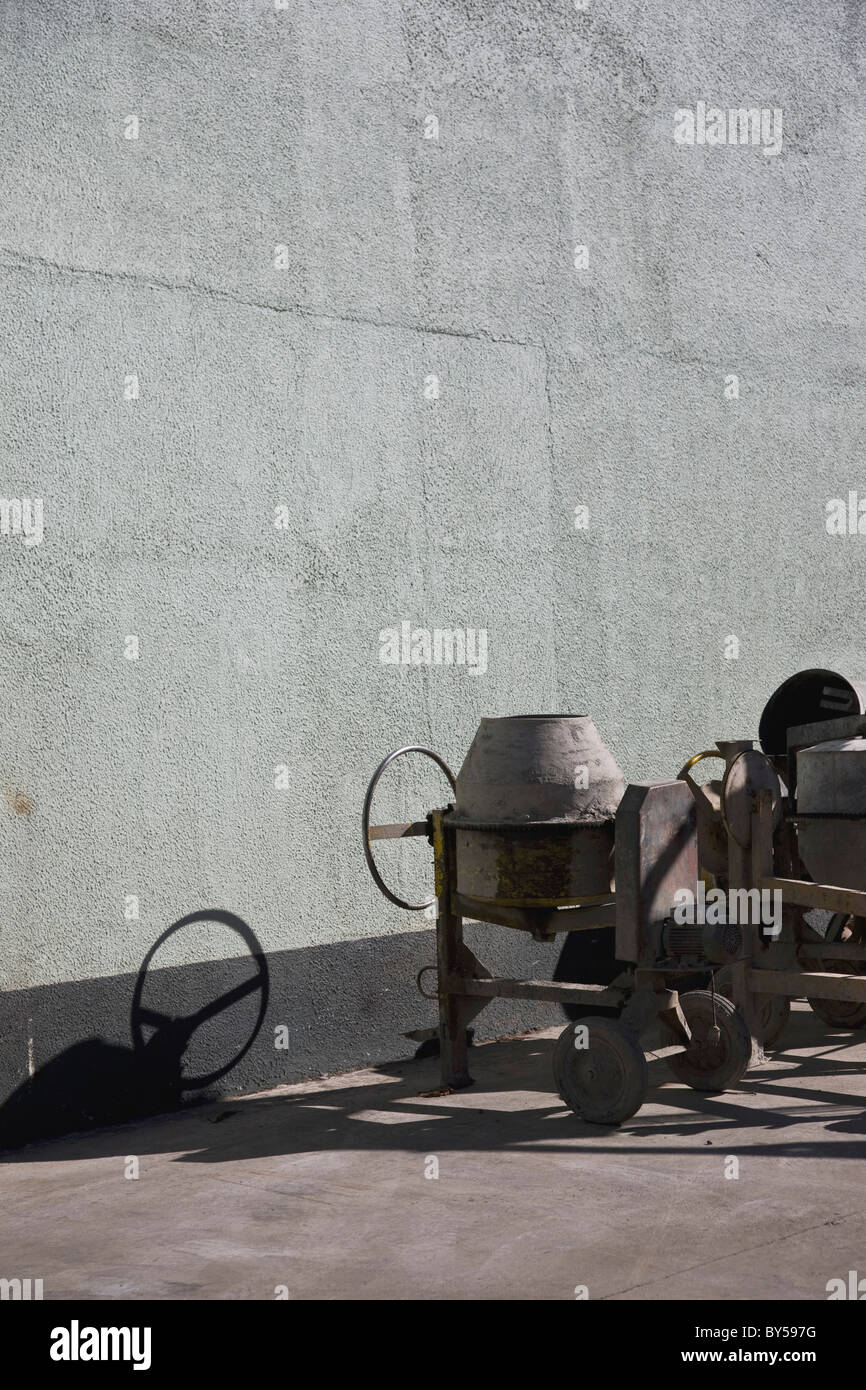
[362,671,866,1125]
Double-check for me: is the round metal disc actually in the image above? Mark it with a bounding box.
[721,749,782,849]
[556,1018,648,1124]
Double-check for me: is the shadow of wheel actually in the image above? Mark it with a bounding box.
[131,909,269,1090]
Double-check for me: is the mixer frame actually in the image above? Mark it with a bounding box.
[364,721,866,1122]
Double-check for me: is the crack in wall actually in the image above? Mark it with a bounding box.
[0,245,545,352]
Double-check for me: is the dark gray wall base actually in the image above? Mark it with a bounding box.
[0,911,609,1149]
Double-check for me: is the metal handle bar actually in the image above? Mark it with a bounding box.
[677,749,725,819]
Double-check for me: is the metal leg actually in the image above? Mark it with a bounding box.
[727,790,778,1066]
[729,959,764,1066]
[430,809,474,1089]
[741,790,778,1064]
[436,900,474,1089]
[723,754,767,1066]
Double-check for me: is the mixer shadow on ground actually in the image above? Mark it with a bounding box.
[3,1002,866,1300]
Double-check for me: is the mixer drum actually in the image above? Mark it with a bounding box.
[759,668,866,754]
[449,715,625,906]
[797,737,866,891]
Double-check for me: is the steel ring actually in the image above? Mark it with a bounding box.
[362,745,455,911]
[416,965,439,1000]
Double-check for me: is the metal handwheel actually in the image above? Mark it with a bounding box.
[362,745,456,911]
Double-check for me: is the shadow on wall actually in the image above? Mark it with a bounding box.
[0,908,621,1151]
[0,910,269,1150]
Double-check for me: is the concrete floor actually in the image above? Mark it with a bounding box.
[3,1002,866,1301]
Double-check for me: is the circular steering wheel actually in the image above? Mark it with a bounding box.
[362,745,456,911]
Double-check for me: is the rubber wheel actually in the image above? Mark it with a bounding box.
[713,969,789,1049]
[755,993,790,1049]
[553,1017,583,1092]
[667,991,751,1093]
[805,916,866,1029]
[556,1017,648,1125]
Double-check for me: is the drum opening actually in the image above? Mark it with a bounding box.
[759,669,865,753]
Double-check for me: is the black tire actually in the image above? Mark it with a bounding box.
[667,990,751,1093]
[553,1017,582,1092]
[805,915,866,1029]
[713,968,789,1049]
[556,1017,648,1125]
[755,993,790,1049]
[809,997,866,1028]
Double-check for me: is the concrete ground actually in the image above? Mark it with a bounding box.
[3,1001,866,1301]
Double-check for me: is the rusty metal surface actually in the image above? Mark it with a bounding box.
[452,820,615,906]
[787,713,866,753]
[614,780,699,965]
[451,893,615,934]
[798,941,866,960]
[721,750,783,849]
[434,808,481,1089]
[797,736,866,891]
[447,714,623,910]
[368,821,429,841]
[745,968,866,1002]
[677,749,728,878]
[446,975,627,1007]
[761,875,866,918]
[785,713,866,803]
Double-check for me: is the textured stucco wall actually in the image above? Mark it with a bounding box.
[1,0,865,1138]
